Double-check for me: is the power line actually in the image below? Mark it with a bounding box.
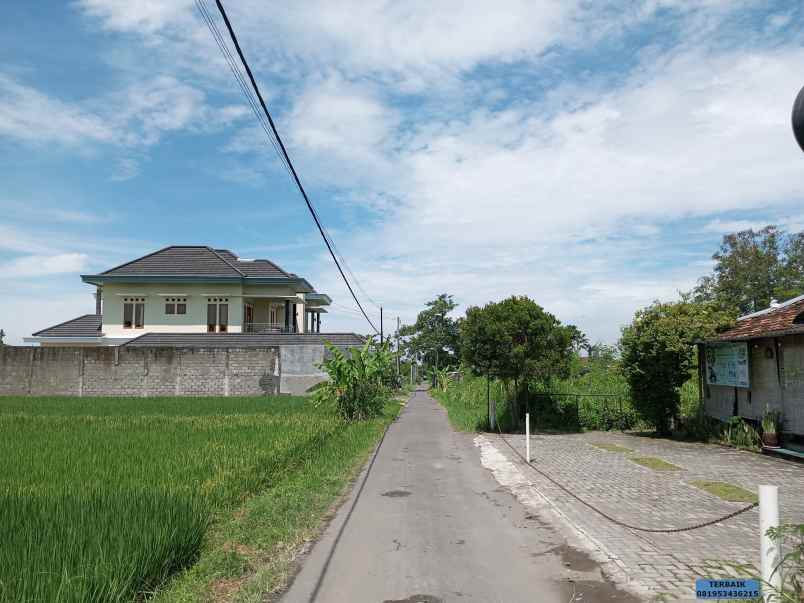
[197,0,381,319]
[208,0,379,335]
[195,0,292,178]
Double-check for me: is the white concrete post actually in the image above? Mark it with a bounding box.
[759,485,781,602]
[525,412,530,463]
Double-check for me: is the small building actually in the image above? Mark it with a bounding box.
[701,295,804,438]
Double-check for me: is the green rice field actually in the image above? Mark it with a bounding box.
[0,395,396,602]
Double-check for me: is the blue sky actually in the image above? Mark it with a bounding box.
[1,0,803,345]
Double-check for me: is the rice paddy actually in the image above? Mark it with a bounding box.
[0,395,394,602]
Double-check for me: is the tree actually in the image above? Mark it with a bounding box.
[461,296,575,423]
[565,324,589,354]
[619,299,734,436]
[400,294,461,371]
[461,304,509,425]
[694,225,804,313]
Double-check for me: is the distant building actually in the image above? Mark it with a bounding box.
[700,295,804,438]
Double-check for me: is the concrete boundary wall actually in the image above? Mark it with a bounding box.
[0,346,284,397]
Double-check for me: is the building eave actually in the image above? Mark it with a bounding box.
[22,336,131,345]
[81,274,303,286]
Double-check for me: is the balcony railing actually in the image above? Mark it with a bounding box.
[242,322,295,334]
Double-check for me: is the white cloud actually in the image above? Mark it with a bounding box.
[298,43,804,343]
[0,253,88,278]
[0,74,115,145]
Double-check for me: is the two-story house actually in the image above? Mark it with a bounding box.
[26,246,334,346]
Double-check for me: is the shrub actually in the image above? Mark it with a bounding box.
[620,299,733,436]
[314,341,394,421]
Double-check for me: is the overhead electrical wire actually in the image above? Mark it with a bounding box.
[198,0,383,317]
[198,0,380,334]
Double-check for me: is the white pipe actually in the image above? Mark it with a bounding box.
[759,485,781,602]
[525,412,530,463]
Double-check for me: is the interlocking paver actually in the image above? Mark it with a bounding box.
[494,431,803,600]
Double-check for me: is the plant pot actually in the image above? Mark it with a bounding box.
[762,433,780,448]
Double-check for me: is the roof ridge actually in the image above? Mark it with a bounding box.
[207,247,245,277]
[737,294,804,321]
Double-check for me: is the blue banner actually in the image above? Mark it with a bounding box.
[695,578,760,599]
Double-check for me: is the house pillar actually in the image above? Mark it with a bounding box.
[316,313,321,333]
[292,303,298,332]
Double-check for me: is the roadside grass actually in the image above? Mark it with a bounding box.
[589,442,633,453]
[0,395,399,602]
[155,400,400,602]
[629,456,683,471]
[688,480,758,504]
[433,373,512,432]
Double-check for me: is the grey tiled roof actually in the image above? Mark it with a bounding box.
[32,314,103,337]
[94,246,294,279]
[215,250,289,278]
[123,332,366,348]
[101,246,243,277]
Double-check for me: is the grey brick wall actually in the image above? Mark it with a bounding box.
[0,346,282,397]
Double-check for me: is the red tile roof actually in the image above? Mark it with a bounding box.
[714,295,804,341]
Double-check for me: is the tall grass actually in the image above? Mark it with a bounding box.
[436,359,702,434]
[0,396,353,602]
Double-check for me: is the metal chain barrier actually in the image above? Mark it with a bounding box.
[495,427,758,533]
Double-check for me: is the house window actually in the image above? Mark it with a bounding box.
[219,304,228,333]
[165,298,187,315]
[269,305,278,326]
[207,298,229,332]
[123,298,145,329]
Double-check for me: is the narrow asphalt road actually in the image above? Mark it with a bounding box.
[281,389,634,603]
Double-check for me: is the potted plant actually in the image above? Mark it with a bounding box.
[761,409,782,448]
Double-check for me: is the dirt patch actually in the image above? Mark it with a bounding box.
[381,489,412,498]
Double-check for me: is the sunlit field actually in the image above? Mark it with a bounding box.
[0,396,387,602]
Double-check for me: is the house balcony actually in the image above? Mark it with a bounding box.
[242,322,293,334]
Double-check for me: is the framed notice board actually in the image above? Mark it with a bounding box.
[705,342,750,388]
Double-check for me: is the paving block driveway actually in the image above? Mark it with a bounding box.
[493,431,804,600]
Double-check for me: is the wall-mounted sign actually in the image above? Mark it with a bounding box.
[705,342,750,388]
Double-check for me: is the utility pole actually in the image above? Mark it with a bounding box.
[380,306,383,342]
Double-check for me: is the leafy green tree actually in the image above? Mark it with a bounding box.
[400,294,461,371]
[461,296,575,422]
[620,299,734,436]
[694,225,804,313]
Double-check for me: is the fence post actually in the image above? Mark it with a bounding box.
[525,412,530,463]
[759,485,781,602]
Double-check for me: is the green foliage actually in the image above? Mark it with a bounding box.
[620,299,734,436]
[761,408,782,435]
[433,371,512,431]
[399,293,461,370]
[766,523,804,602]
[721,524,803,603]
[461,295,577,424]
[314,340,395,421]
[693,225,804,313]
[721,416,762,449]
[0,395,355,602]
